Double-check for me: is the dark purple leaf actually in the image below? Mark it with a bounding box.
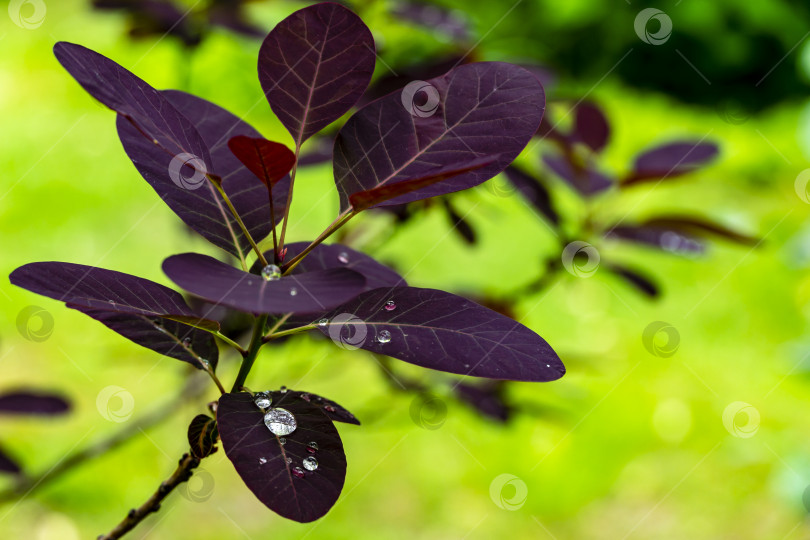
[391,2,471,42]
[163,253,366,314]
[92,1,202,47]
[358,56,466,107]
[622,141,719,186]
[285,390,360,425]
[0,445,20,475]
[348,158,494,211]
[208,3,264,38]
[316,287,564,381]
[641,216,758,246]
[543,153,612,196]
[297,135,334,167]
[227,136,296,188]
[217,391,348,522]
[0,392,70,416]
[334,62,545,210]
[118,90,289,259]
[573,102,610,153]
[188,414,219,458]
[454,381,510,422]
[443,199,477,245]
[606,226,706,255]
[10,262,219,368]
[605,264,659,298]
[258,3,376,147]
[502,165,559,225]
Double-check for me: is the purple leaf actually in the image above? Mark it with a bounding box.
[622,141,719,186]
[573,102,610,153]
[502,165,559,225]
[188,414,219,458]
[0,392,70,416]
[543,153,612,196]
[258,3,376,147]
[10,262,219,369]
[443,199,477,245]
[606,226,706,255]
[454,381,510,423]
[641,216,758,246]
[316,287,564,381]
[163,253,366,314]
[297,135,334,167]
[334,62,545,210]
[227,136,296,188]
[391,2,471,42]
[605,264,659,298]
[358,56,466,107]
[118,90,289,259]
[217,391,348,522]
[0,445,20,475]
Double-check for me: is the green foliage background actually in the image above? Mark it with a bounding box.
[1,0,810,538]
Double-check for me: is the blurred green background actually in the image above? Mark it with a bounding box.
[2,0,810,538]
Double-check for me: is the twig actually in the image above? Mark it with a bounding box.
[97,451,201,539]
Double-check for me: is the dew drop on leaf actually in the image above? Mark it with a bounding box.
[259,457,267,465]
[290,287,298,296]
[261,264,281,281]
[376,330,392,344]
[318,318,329,327]
[324,405,336,413]
[303,456,318,471]
[279,437,286,445]
[292,466,306,478]
[254,393,271,409]
[280,386,288,393]
[306,441,318,453]
[384,300,396,311]
[337,251,349,264]
[264,407,297,436]
[286,457,293,465]
[300,393,311,402]
[182,337,192,347]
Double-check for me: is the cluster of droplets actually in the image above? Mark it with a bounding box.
[253,390,322,476]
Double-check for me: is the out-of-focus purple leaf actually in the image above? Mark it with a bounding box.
[391,2,470,42]
[258,3,376,147]
[454,381,510,422]
[188,414,219,458]
[118,90,288,259]
[622,141,719,186]
[0,446,20,475]
[10,262,219,368]
[443,199,477,245]
[502,165,559,225]
[573,102,610,153]
[227,136,296,188]
[163,253,366,314]
[316,287,564,381]
[208,2,264,38]
[334,62,545,210]
[605,263,659,298]
[641,216,758,246]
[92,0,202,47]
[0,392,70,416]
[606,225,706,255]
[297,136,334,167]
[217,391,348,522]
[543,153,613,196]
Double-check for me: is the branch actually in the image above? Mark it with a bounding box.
[98,451,201,540]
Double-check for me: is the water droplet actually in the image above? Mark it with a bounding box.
[318,318,328,327]
[254,393,271,409]
[108,300,115,305]
[299,393,311,402]
[259,457,267,465]
[182,337,192,347]
[261,264,281,281]
[280,386,288,393]
[324,405,336,413]
[384,300,396,311]
[463,363,470,368]
[264,407,297,436]
[292,466,306,478]
[307,441,318,453]
[289,287,298,296]
[286,457,292,465]
[376,330,392,344]
[303,456,318,471]
[337,251,349,264]
[546,364,550,368]
[279,437,286,445]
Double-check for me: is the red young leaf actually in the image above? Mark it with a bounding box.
[227,136,296,188]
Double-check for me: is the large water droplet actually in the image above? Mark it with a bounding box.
[280,386,288,393]
[259,457,267,465]
[337,251,349,264]
[264,407,297,436]
[384,300,396,311]
[306,441,318,454]
[261,264,281,281]
[292,466,306,478]
[302,456,318,471]
[289,287,298,296]
[376,330,392,344]
[318,318,328,327]
[254,393,271,409]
